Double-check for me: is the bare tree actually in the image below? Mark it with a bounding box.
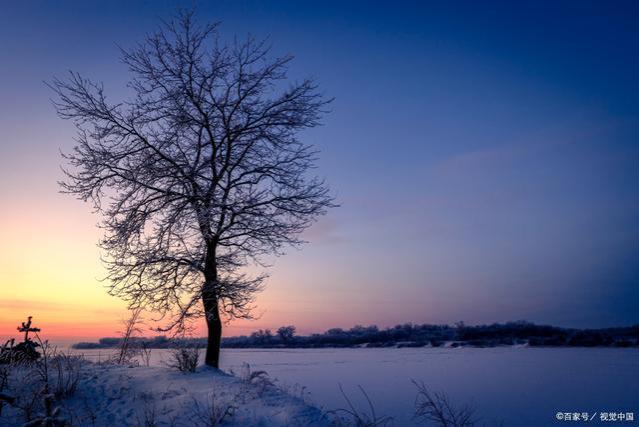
[276,325,296,343]
[50,11,334,367]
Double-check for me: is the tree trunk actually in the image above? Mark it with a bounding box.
[202,288,222,368]
[203,243,222,368]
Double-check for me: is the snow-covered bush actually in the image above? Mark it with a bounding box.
[190,392,237,426]
[165,347,199,373]
[33,340,82,399]
[22,392,66,427]
[134,398,160,427]
[0,336,86,426]
[0,363,12,416]
[1,317,42,365]
[50,353,82,399]
[230,363,274,397]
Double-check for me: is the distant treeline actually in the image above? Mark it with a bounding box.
[72,321,639,350]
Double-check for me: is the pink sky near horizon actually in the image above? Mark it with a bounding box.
[0,178,437,342]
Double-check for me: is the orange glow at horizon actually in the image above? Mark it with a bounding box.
[0,190,338,342]
[0,177,436,343]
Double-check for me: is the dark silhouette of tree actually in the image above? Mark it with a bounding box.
[18,316,40,342]
[277,325,296,342]
[250,329,274,345]
[50,11,334,367]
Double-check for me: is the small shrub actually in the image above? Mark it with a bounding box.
[190,393,236,426]
[139,343,152,367]
[0,363,12,416]
[50,353,82,398]
[165,347,199,373]
[413,380,477,427]
[135,400,159,427]
[23,392,67,427]
[329,384,392,427]
[280,382,312,404]
[230,363,273,396]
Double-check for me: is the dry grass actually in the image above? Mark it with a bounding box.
[190,393,237,426]
[412,380,477,427]
[329,384,393,427]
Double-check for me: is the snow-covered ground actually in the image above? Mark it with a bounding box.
[0,360,329,426]
[9,346,636,426]
[73,346,639,426]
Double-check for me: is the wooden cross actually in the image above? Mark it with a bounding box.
[17,316,40,342]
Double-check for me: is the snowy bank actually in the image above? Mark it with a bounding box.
[0,360,329,426]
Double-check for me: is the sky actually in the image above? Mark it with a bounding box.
[1,0,639,341]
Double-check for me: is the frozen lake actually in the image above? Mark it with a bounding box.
[70,346,639,426]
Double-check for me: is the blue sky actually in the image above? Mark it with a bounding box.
[1,0,638,335]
